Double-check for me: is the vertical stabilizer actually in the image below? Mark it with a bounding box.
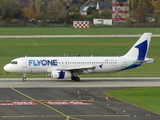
[124,33,152,61]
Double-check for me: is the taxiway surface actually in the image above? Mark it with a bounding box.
[0,78,159,120]
[0,78,160,88]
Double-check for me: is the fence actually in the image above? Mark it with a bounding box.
[0,22,72,27]
[0,22,160,28]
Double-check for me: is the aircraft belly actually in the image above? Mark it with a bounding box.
[94,65,121,73]
[27,67,46,74]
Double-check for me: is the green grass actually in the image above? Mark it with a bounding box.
[0,37,159,78]
[0,27,160,35]
[105,87,160,114]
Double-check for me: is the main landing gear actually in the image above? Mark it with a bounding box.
[71,75,80,82]
[22,73,26,81]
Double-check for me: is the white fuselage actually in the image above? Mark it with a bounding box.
[4,56,151,74]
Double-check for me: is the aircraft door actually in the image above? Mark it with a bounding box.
[121,58,126,68]
[22,59,27,68]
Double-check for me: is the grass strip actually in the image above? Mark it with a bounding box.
[105,87,160,114]
[0,27,160,35]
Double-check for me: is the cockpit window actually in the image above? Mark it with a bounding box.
[11,61,18,64]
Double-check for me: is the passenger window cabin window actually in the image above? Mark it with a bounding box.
[11,61,18,64]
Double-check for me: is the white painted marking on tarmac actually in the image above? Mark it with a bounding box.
[44,101,93,105]
[0,102,38,105]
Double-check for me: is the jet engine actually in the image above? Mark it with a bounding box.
[46,70,71,79]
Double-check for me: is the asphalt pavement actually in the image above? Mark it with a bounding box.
[0,34,160,38]
[0,86,159,120]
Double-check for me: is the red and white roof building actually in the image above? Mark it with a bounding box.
[112,0,129,25]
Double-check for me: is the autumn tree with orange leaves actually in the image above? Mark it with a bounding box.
[135,5,154,23]
[150,0,160,23]
[133,0,154,23]
[22,1,36,22]
[151,0,160,11]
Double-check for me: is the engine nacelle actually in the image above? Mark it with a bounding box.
[50,70,71,79]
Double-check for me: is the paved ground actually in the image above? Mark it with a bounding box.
[0,78,160,120]
[0,34,160,38]
[0,87,159,120]
[0,78,160,88]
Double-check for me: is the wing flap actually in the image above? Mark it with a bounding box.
[47,65,95,74]
[64,65,95,71]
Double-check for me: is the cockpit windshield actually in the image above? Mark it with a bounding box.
[11,61,18,64]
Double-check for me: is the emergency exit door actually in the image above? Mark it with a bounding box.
[22,59,27,68]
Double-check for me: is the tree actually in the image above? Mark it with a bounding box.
[22,1,36,22]
[100,9,112,19]
[138,0,152,6]
[154,10,160,23]
[87,6,96,15]
[47,0,64,21]
[130,0,153,10]
[135,5,154,23]
[35,0,48,19]
[91,10,100,19]
[151,0,160,11]
[0,0,23,21]
[132,0,154,23]
[66,7,80,20]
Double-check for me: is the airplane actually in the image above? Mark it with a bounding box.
[3,33,154,82]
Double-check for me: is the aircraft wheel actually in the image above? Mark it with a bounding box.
[22,77,26,81]
[71,76,76,81]
[75,77,80,82]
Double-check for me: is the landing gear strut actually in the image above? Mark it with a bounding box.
[71,75,80,82]
[22,73,26,81]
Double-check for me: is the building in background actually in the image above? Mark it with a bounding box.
[80,0,95,15]
[93,19,112,25]
[96,1,112,12]
[112,0,129,25]
[73,21,89,28]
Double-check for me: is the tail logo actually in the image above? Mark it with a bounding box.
[135,40,148,61]
[58,71,65,79]
[99,64,103,68]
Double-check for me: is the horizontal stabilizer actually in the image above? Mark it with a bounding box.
[134,58,155,65]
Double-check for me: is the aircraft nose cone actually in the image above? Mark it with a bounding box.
[3,64,10,72]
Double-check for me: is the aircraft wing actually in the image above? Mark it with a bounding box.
[64,65,95,71]
[60,65,96,74]
[47,65,96,74]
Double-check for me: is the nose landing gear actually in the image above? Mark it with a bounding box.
[22,73,26,81]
